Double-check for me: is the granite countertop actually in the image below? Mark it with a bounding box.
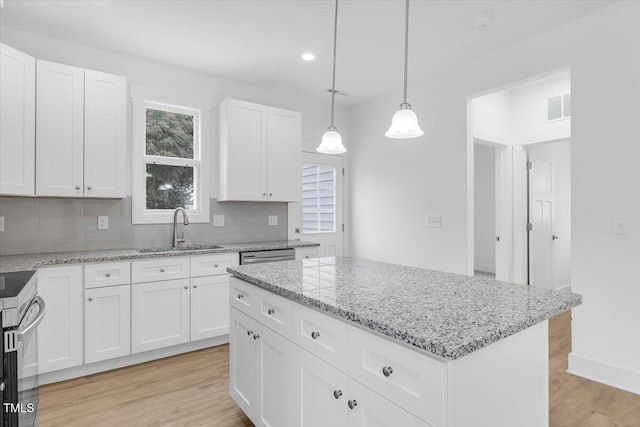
[227,256,582,360]
[0,240,319,273]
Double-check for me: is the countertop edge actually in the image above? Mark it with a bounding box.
[227,268,582,360]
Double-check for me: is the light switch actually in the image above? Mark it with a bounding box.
[0,216,4,232]
[427,215,442,228]
[268,215,278,226]
[612,217,628,234]
[213,215,225,227]
[97,216,109,230]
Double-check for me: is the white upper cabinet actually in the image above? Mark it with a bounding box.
[0,43,36,196]
[36,60,127,198]
[218,98,301,202]
[84,70,127,198]
[36,60,85,197]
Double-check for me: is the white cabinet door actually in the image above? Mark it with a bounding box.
[84,70,127,198]
[131,279,190,353]
[190,275,229,341]
[0,43,35,196]
[37,266,83,374]
[292,346,349,427]
[348,379,429,427]
[255,323,293,427]
[266,107,301,202]
[85,285,131,364]
[219,99,268,201]
[36,60,85,197]
[230,307,257,422]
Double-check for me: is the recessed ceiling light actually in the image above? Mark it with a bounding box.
[301,52,315,61]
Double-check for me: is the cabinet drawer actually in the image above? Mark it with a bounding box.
[292,304,349,374]
[191,253,238,277]
[84,261,130,288]
[131,257,189,283]
[254,287,292,339]
[229,276,256,317]
[295,247,319,261]
[348,327,445,427]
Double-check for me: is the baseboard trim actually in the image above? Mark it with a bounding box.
[568,352,640,395]
[37,335,229,386]
[474,264,496,274]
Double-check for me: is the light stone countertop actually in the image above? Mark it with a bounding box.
[227,256,582,360]
[0,240,319,273]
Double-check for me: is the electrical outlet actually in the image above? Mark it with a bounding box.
[268,215,278,226]
[97,216,109,230]
[213,215,225,227]
[427,215,442,228]
[0,216,4,232]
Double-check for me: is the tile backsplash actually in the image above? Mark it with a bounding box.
[0,196,288,256]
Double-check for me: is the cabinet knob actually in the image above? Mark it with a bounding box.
[160,268,165,273]
[87,186,92,190]
[105,273,111,278]
[305,256,309,259]
[247,330,253,336]
[348,399,358,410]
[333,390,342,399]
[267,308,275,315]
[269,193,273,196]
[253,333,260,340]
[311,331,320,340]
[75,186,80,190]
[263,193,267,197]
[214,264,219,268]
[193,285,198,289]
[183,286,188,290]
[237,293,244,299]
[382,366,394,377]
[88,297,94,302]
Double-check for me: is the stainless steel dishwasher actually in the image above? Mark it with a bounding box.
[239,249,295,265]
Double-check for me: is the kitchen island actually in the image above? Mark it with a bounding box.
[227,256,581,427]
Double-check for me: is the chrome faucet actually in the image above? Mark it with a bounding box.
[172,207,189,248]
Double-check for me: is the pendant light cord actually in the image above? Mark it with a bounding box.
[330,0,339,128]
[403,0,409,105]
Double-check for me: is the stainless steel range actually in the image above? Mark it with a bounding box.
[1,271,45,427]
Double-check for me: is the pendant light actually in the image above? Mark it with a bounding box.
[317,0,346,154]
[385,0,424,139]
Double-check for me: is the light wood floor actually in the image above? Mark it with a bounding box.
[40,311,640,427]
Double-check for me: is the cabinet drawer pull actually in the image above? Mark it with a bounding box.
[237,293,244,299]
[247,330,253,336]
[88,297,94,302]
[160,268,165,273]
[382,366,394,377]
[105,273,111,278]
[214,264,219,268]
[253,333,260,340]
[348,399,357,409]
[267,308,275,315]
[311,331,320,340]
[333,390,342,399]
[75,186,80,190]
[269,193,273,196]
[193,285,198,289]
[183,286,188,290]
[87,186,92,190]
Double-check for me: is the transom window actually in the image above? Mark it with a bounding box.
[302,164,336,233]
[131,85,210,224]
[547,93,571,121]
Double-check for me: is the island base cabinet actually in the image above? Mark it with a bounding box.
[131,279,190,354]
[85,285,131,364]
[190,275,230,341]
[292,346,349,427]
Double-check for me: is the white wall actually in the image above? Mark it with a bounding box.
[474,144,496,273]
[0,27,349,199]
[346,1,640,394]
[472,90,511,145]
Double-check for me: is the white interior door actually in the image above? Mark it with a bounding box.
[528,153,555,288]
[494,145,513,282]
[288,152,344,257]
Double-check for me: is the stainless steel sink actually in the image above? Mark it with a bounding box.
[137,244,223,253]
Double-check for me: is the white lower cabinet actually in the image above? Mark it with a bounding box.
[230,308,257,419]
[37,266,84,374]
[292,346,349,427]
[191,275,230,341]
[85,285,131,364]
[132,279,190,353]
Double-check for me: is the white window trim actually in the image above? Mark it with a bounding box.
[131,85,211,224]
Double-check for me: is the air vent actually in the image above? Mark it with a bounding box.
[327,88,349,97]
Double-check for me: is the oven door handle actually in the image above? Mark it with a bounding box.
[19,296,46,340]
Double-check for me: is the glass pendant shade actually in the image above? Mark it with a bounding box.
[385,104,424,139]
[317,127,346,154]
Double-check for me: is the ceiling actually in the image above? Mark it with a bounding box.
[0,0,616,106]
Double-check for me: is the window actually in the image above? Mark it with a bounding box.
[131,86,210,224]
[547,93,571,121]
[302,164,336,233]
